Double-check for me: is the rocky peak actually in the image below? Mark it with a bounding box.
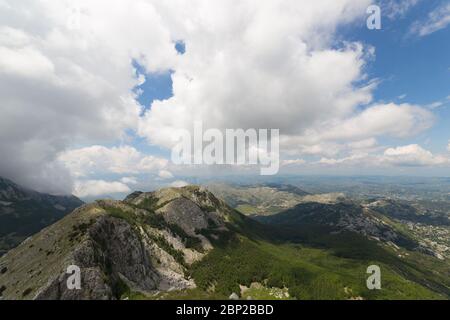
[0,185,240,300]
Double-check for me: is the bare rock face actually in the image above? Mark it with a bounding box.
[35,266,113,300]
[35,216,165,300]
[87,216,157,289]
[0,186,235,300]
[159,198,210,235]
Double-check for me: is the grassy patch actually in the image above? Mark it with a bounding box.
[106,207,137,226]
[136,196,160,211]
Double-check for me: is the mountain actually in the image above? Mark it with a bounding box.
[207,183,310,216]
[0,177,83,256]
[257,198,450,260]
[364,198,450,226]
[0,186,241,299]
[364,198,450,260]
[257,200,418,248]
[0,186,449,300]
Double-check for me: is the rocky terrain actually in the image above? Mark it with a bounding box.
[258,201,417,249]
[0,177,83,256]
[211,183,450,261]
[253,194,450,262]
[364,198,450,226]
[364,198,450,259]
[0,186,240,299]
[1,185,449,300]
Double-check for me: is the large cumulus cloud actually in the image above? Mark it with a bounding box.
[138,0,376,147]
[0,0,177,193]
[0,0,438,195]
[138,0,433,158]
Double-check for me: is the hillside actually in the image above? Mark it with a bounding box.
[364,199,450,260]
[256,199,450,259]
[0,186,240,299]
[207,183,310,216]
[0,177,83,256]
[257,201,417,247]
[0,186,449,300]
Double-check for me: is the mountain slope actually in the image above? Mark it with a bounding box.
[257,201,417,248]
[257,198,450,260]
[364,198,450,260]
[364,198,450,226]
[0,186,239,299]
[1,186,449,300]
[0,177,83,256]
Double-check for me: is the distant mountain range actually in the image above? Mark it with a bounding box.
[0,177,83,257]
[206,183,310,215]
[211,183,450,260]
[1,184,449,300]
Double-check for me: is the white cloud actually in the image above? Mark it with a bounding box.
[0,45,55,78]
[120,176,138,185]
[58,145,168,178]
[0,0,177,193]
[410,3,450,36]
[169,180,189,188]
[347,138,378,150]
[138,1,376,149]
[319,103,434,141]
[73,180,131,198]
[158,170,174,179]
[0,0,442,191]
[279,103,432,158]
[383,144,449,166]
[318,153,369,165]
[425,101,444,109]
[382,0,421,19]
[447,141,450,152]
[137,3,432,161]
[297,143,344,157]
[318,144,449,168]
[281,159,306,167]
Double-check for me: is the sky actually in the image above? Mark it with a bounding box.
[0,0,449,199]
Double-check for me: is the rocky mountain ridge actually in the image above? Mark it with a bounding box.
[0,186,240,299]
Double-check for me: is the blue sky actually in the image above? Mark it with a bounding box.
[347,0,450,154]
